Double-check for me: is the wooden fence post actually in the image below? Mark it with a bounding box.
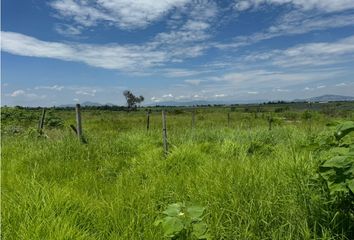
[38,108,46,134]
[75,104,83,142]
[192,110,196,128]
[162,110,168,156]
[146,110,151,131]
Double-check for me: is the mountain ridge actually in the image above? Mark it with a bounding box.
[57,94,354,107]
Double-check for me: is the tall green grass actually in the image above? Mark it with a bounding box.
[1,108,353,239]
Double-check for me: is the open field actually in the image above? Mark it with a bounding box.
[1,103,354,239]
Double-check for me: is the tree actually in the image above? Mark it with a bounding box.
[123,90,144,111]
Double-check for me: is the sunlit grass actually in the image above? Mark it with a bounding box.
[1,108,353,239]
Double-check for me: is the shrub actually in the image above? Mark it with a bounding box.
[154,202,210,239]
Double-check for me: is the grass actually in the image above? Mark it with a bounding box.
[1,106,354,239]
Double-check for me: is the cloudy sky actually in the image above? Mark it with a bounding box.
[1,0,354,106]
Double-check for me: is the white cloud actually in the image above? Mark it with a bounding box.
[184,79,203,85]
[151,96,163,102]
[50,0,189,29]
[214,68,347,93]
[50,0,114,27]
[75,89,97,96]
[54,24,83,36]
[235,1,252,11]
[9,89,46,99]
[317,85,326,89]
[148,1,218,61]
[35,85,64,91]
[153,22,211,45]
[175,95,189,100]
[151,93,176,102]
[216,13,354,50]
[1,31,168,71]
[214,94,226,98]
[244,35,354,68]
[163,68,202,78]
[162,93,174,98]
[5,1,352,74]
[268,12,354,36]
[247,91,259,94]
[48,0,218,70]
[274,88,290,92]
[10,90,26,97]
[335,83,347,87]
[151,1,218,46]
[1,30,212,71]
[234,0,354,12]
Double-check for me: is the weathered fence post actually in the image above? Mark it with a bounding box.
[75,104,83,142]
[227,112,230,127]
[38,108,46,134]
[146,110,151,131]
[162,110,168,156]
[192,109,196,128]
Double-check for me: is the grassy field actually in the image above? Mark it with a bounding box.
[1,104,354,239]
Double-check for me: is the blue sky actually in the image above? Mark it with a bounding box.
[1,0,354,106]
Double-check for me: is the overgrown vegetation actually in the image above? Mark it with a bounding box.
[313,121,354,237]
[1,103,354,239]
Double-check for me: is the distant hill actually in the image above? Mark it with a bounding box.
[146,99,267,106]
[58,101,107,107]
[146,100,211,106]
[55,94,354,108]
[295,95,354,102]
[81,101,103,107]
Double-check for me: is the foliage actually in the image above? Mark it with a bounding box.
[46,117,64,128]
[45,110,64,128]
[302,110,312,120]
[319,153,354,195]
[315,121,354,238]
[2,105,354,239]
[334,121,354,141]
[172,109,185,115]
[123,90,144,111]
[1,107,38,125]
[318,121,354,196]
[154,203,209,239]
[274,106,289,113]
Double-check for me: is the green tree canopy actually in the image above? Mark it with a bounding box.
[123,90,144,110]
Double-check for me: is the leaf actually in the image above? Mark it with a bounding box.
[321,156,353,169]
[187,205,205,220]
[347,179,354,194]
[326,121,340,127]
[319,154,354,195]
[335,121,354,140]
[193,222,208,239]
[161,216,184,237]
[163,202,182,217]
[198,233,212,240]
[154,219,163,227]
[328,181,348,193]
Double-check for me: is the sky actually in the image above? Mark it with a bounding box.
[1,0,354,106]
